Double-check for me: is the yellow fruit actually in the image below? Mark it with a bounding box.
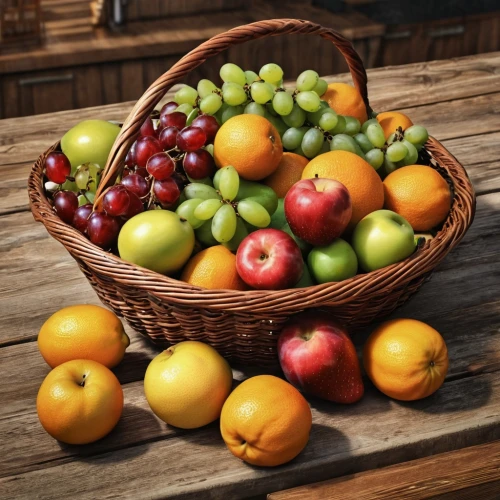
[301,150,384,229]
[363,319,449,401]
[220,375,312,467]
[383,165,452,231]
[376,111,414,140]
[38,304,130,369]
[322,82,368,123]
[144,341,233,429]
[37,359,123,444]
[213,114,283,181]
[180,245,248,290]
[263,152,309,198]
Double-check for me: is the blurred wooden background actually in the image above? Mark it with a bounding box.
[1,0,499,119]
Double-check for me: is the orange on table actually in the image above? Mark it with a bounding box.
[376,111,414,140]
[301,150,384,229]
[37,359,124,444]
[322,82,368,124]
[220,375,312,466]
[213,114,283,181]
[363,319,449,401]
[383,165,452,231]
[263,152,309,198]
[37,304,130,369]
[181,245,248,290]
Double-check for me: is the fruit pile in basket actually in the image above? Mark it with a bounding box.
[43,62,452,291]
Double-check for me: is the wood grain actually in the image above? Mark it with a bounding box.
[268,440,500,500]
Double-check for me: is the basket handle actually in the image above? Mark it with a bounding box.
[95,18,371,204]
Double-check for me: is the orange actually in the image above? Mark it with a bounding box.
[383,165,452,231]
[37,359,124,444]
[301,150,384,229]
[38,304,130,369]
[181,245,248,290]
[376,111,413,140]
[220,375,312,467]
[262,152,309,198]
[322,82,368,124]
[363,319,449,401]
[213,114,283,181]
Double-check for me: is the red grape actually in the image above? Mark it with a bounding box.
[46,152,71,184]
[134,167,149,179]
[146,152,175,181]
[135,136,163,167]
[153,178,180,206]
[171,171,187,192]
[158,126,179,150]
[139,116,156,138]
[160,111,186,131]
[176,126,206,152]
[183,149,215,179]
[125,141,137,167]
[87,212,120,249]
[160,101,178,116]
[72,204,93,234]
[103,185,130,216]
[123,192,144,219]
[53,190,78,224]
[121,173,149,198]
[192,115,219,144]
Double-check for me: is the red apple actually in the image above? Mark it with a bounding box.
[236,229,303,290]
[284,178,352,246]
[278,312,364,404]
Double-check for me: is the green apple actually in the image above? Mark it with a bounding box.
[269,198,286,229]
[61,120,121,169]
[294,263,316,288]
[281,223,312,258]
[118,210,194,275]
[352,209,415,272]
[308,239,358,283]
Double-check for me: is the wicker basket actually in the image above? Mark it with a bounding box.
[28,19,475,365]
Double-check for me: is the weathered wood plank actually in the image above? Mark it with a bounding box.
[1,371,499,499]
[267,440,500,500]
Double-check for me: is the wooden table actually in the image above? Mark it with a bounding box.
[0,52,499,499]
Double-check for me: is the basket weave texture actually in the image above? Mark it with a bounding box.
[28,19,476,365]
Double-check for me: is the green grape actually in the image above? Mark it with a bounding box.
[296,70,319,92]
[222,217,248,251]
[272,92,294,116]
[212,204,237,243]
[318,111,338,131]
[282,127,309,150]
[383,156,398,175]
[200,94,222,115]
[244,102,266,116]
[365,148,384,170]
[293,145,306,157]
[307,107,328,126]
[219,165,239,201]
[244,70,259,85]
[221,104,244,124]
[263,111,288,138]
[237,199,271,228]
[365,123,386,149]
[235,179,278,216]
[330,134,358,154]
[296,91,321,113]
[361,118,378,134]
[266,102,278,116]
[387,132,397,145]
[222,83,247,106]
[312,78,328,96]
[220,63,246,86]
[250,81,274,104]
[195,219,218,248]
[329,115,346,135]
[197,79,217,99]
[186,108,199,126]
[213,168,222,190]
[301,128,325,159]
[204,144,214,156]
[401,139,419,165]
[186,174,213,186]
[282,104,306,128]
[259,63,283,84]
[74,163,102,193]
[386,142,408,163]
[319,138,330,155]
[176,103,193,115]
[353,133,374,153]
[194,198,223,220]
[77,193,93,206]
[404,125,429,146]
[184,183,220,200]
[174,85,198,106]
[175,198,204,229]
[344,117,361,136]
[75,165,90,190]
